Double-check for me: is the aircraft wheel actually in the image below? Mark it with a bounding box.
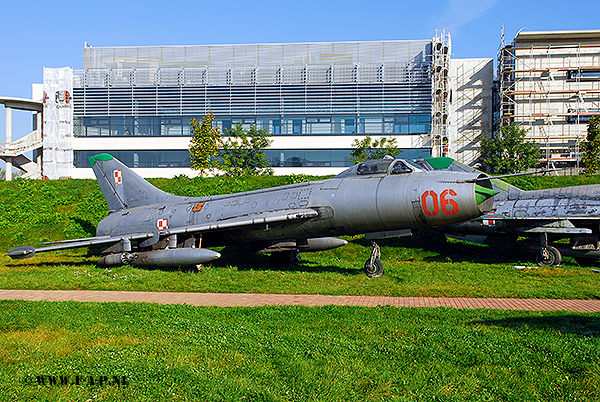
[364,258,383,278]
[536,246,561,266]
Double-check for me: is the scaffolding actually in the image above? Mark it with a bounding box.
[498,30,600,167]
[431,30,451,157]
[451,59,493,166]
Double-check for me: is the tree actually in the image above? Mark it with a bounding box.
[479,123,540,174]
[350,135,400,164]
[188,112,221,176]
[216,124,273,177]
[581,116,600,175]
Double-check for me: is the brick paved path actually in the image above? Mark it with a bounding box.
[1,289,599,312]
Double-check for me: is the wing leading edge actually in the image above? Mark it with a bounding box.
[159,208,319,237]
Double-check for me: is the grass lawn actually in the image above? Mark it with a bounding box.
[2,175,600,401]
[1,230,599,299]
[1,300,600,401]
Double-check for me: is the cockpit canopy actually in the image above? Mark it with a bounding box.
[334,158,423,178]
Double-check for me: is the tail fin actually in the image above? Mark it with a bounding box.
[89,154,185,212]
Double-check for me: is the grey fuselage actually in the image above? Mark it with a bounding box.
[97,168,490,250]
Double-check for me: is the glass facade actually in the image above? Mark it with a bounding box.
[74,114,431,137]
[72,41,435,170]
[74,148,431,169]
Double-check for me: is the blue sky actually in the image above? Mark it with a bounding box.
[1,0,599,145]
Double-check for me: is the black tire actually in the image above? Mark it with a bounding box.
[364,258,383,278]
[536,246,561,266]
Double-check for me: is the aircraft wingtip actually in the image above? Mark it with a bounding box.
[7,246,36,260]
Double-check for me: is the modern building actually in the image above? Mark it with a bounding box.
[2,32,494,179]
[0,96,42,180]
[498,29,600,167]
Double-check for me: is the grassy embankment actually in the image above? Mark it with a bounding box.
[0,174,599,298]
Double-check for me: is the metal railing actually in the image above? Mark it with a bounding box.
[0,129,43,157]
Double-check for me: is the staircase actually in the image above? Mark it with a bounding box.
[0,129,43,179]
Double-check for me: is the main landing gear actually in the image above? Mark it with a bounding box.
[536,233,561,267]
[364,242,384,278]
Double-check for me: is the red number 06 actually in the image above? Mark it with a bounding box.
[421,189,459,216]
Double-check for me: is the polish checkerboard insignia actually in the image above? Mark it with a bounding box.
[157,218,169,230]
[482,212,496,227]
[114,170,123,185]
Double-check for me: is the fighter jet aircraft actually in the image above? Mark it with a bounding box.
[8,154,497,276]
[415,157,600,266]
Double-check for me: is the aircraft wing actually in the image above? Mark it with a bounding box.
[513,219,593,235]
[475,214,593,235]
[7,232,154,260]
[8,209,319,260]
[160,208,319,237]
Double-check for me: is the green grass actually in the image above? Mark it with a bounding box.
[3,175,600,401]
[2,174,600,298]
[2,300,600,401]
[2,231,600,299]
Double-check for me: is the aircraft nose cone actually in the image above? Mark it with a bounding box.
[475,184,499,205]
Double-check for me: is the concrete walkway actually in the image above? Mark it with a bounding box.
[1,289,600,312]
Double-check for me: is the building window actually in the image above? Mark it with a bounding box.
[409,114,430,134]
[74,148,432,169]
[74,114,428,138]
[345,119,356,134]
[292,120,302,135]
[74,150,191,168]
[566,111,600,124]
[135,117,159,136]
[272,119,281,135]
[306,116,332,134]
[221,119,232,133]
[567,69,600,81]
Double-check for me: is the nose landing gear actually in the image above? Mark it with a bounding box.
[364,242,383,278]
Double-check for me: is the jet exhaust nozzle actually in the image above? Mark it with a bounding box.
[98,248,221,268]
